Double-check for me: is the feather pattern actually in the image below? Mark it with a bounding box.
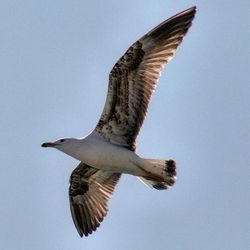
[95,7,196,151]
[69,163,121,237]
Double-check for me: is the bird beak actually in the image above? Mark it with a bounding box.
[41,142,58,148]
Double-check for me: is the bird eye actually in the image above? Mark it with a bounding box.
[60,139,65,142]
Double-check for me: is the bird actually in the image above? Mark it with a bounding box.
[42,6,196,237]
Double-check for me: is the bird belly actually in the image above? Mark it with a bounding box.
[74,135,144,176]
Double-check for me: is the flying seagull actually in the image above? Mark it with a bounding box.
[42,6,196,237]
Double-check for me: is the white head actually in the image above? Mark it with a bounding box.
[41,138,81,158]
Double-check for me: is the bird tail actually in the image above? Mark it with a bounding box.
[138,159,176,190]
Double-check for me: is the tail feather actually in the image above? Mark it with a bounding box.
[138,159,176,190]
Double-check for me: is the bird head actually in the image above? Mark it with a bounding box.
[41,137,80,154]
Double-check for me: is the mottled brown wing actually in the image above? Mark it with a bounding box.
[69,163,121,237]
[95,7,196,151]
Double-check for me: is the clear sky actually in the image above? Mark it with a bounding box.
[0,1,249,249]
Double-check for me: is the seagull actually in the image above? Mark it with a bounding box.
[42,6,196,237]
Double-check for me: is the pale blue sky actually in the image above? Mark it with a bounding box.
[0,1,249,249]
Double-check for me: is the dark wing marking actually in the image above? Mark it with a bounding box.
[69,163,121,237]
[94,7,196,151]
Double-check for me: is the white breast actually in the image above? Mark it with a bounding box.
[69,132,143,175]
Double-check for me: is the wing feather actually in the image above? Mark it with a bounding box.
[69,163,121,237]
[95,7,196,151]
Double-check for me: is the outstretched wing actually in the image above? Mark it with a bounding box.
[69,163,121,237]
[94,7,196,151]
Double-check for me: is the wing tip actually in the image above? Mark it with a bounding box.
[142,6,197,43]
[180,6,196,16]
[168,5,197,24]
[79,225,99,237]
